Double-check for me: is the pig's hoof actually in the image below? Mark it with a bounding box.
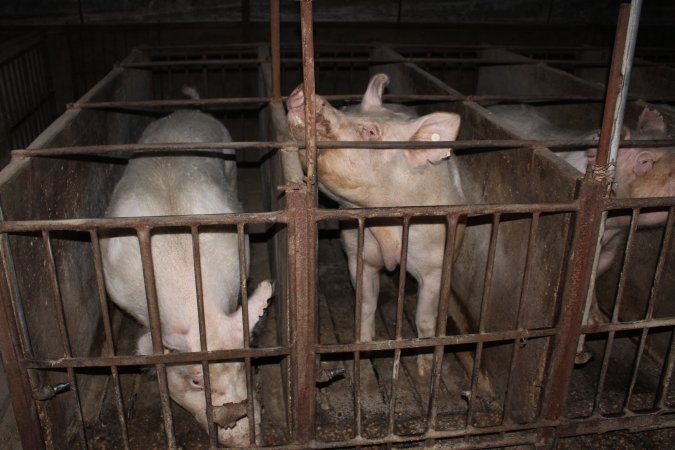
[416,354,434,377]
[574,351,592,365]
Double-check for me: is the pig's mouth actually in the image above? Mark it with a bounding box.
[213,400,248,429]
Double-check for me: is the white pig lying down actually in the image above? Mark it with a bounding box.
[287,73,465,376]
[100,109,273,446]
[488,104,675,278]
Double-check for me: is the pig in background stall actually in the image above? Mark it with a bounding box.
[281,57,579,432]
[100,106,273,447]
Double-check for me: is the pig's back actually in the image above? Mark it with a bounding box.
[101,111,242,328]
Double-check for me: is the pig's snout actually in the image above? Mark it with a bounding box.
[213,400,248,429]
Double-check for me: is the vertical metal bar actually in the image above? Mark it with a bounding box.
[300,0,317,189]
[426,215,458,432]
[42,231,88,449]
[353,218,365,439]
[136,228,177,450]
[610,209,640,323]
[90,230,129,450]
[270,0,282,102]
[286,189,317,444]
[592,209,639,414]
[238,223,257,445]
[189,226,217,448]
[578,0,641,380]
[466,214,500,425]
[595,2,642,167]
[542,179,605,422]
[479,214,500,334]
[0,232,44,449]
[354,219,365,343]
[503,213,540,423]
[653,208,675,408]
[387,217,410,436]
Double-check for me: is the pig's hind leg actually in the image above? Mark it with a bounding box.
[341,228,385,342]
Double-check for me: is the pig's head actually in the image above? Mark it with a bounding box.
[286,73,461,204]
[613,107,675,227]
[138,280,273,446]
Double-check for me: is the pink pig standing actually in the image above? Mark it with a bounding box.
[287,74,465,375]
[100,108,273,446]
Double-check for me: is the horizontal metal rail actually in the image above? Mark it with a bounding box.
[63,94,675,110]
[0,210,287,232]
[580,317,675,334]
[120,56,664,69]
[314,203,578,220]
[13,138,675,160]
[314,326,558,354]
[22,346,290,369]
[67,97,268,110]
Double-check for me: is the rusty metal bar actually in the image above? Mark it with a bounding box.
[13,138,675,159]
[543,178,606,422]
[643,208,675,323]
[68,96,267,110]
[0,231,44,449]
[426,214,458,432]
[189,226,217,448]
[270,0,281,102]
[90,230,130,450]
[42,231,88,449]
[354,218,366,343]
[611,210,641,323]
[0,211,286,233]
[652,209,675,409]
[136,228,177,449]
[300,0,317,189]
[305,420,544,449]
[503,213,540,424]
[387,216,410,436]
[237,223,257,445]
[353,218,365,438]
[314,203,579,221]
[590,208,640,415]
[23,345,289,369]
[286,187,317,443]
[596,2,642,168]
[466,214,500,425]
[122,55,661,69]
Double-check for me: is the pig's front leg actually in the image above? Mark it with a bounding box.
[341,227,385,341]
[413,268,443,376]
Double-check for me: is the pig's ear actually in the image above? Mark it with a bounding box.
[361,74,389,111]
[229,280,274,335]
[137,330,191,354]
[618,145,661,177]
[638,107,667,134]
[406,112,461,167]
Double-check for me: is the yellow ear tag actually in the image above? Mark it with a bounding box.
[431,133,440,142]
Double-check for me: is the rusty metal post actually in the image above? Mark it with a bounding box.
[300,0,317,189]
[286,188,317,444]
[577,1,642,363]
[541,177,606,427]
[285,3,319,444]
[0,239,45,450]
[595,1,642,169]
[270,0,281,102]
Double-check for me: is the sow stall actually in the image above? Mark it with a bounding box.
[0,2,674,450]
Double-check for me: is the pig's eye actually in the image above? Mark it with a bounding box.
[189,378,204,390]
